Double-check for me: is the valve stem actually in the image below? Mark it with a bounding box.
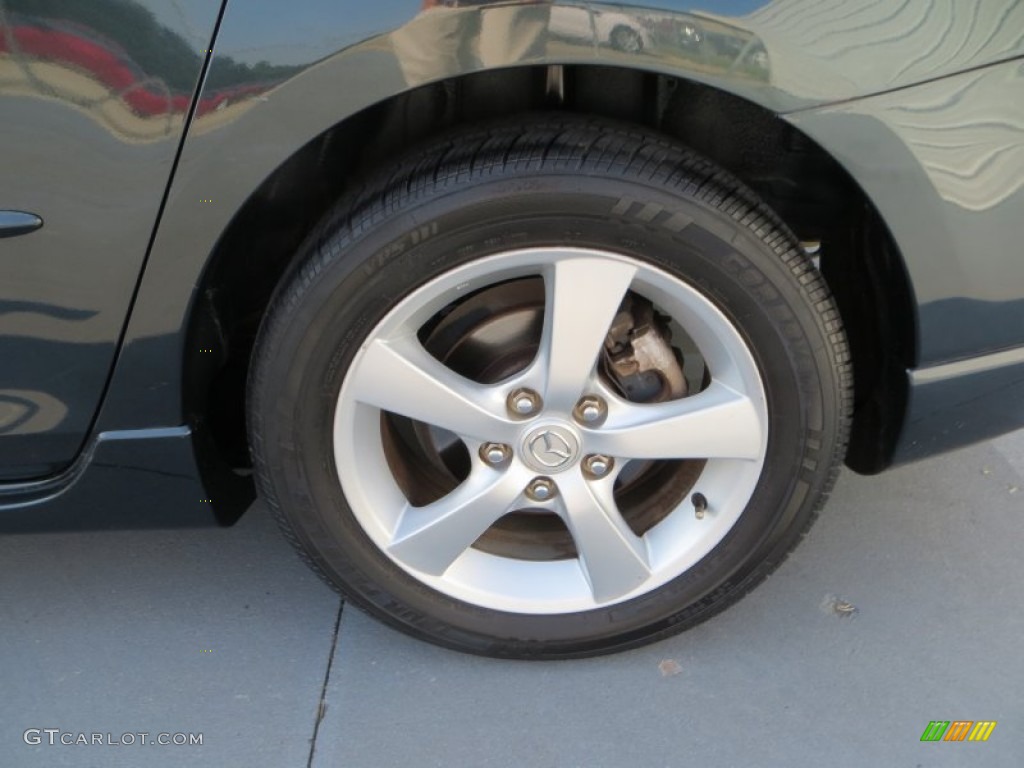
[692,492,708,520]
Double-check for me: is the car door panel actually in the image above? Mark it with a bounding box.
[0,0,222,479]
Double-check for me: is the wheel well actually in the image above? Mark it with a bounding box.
[190,64,914,475]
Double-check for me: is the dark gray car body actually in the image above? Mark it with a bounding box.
[1,0,1022,529]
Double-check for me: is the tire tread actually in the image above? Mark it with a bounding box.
[248,115,853,657]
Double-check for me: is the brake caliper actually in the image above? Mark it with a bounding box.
[602,294,687,403]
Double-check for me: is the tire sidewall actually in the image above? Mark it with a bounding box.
[252,169,841,656]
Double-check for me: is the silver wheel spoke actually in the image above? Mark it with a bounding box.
[558,473,651,602]
[349,335,513,442]
[335,247,769,613]
[590,380,764,461]
[539,257,637,411]
[388,468,526,576]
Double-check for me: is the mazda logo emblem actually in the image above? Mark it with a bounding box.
[528,431,573,468]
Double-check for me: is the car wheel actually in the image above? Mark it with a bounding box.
[248,117,852,658]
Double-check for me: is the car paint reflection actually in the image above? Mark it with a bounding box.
[789,58,1024,363]
[0,0,220,478]
[0,0,297,138]
[390,2,769,89]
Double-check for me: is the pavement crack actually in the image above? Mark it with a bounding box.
[307,600,344,768]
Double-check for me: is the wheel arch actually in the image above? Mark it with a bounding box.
[175,62,913,476]
[91,5,922,486]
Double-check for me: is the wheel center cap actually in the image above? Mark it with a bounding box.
[521,424,580,473]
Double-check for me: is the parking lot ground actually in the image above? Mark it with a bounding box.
[2,431,1022,767]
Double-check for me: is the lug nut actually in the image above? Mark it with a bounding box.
[479,442,511,466]
[582,454,614,479]
[574,395,607,425]
[508,388,542,417]
[525,477,557,501]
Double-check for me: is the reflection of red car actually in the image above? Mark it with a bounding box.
[0,21,260,117]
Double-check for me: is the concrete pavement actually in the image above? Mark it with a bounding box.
[2,431,1022,767]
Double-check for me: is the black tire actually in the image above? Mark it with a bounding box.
[248,116,852,659]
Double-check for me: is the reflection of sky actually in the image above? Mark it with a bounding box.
[142,0,769,65]
[142,0,411,64]
[614,0,763,14]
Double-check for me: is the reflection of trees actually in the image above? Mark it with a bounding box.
[0,0,301,140]
[3,0,299,92]
[7,0,199,91]
[206,57,300,90]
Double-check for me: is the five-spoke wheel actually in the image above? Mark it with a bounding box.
[248,118,850,657]
[334,248,767,612]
